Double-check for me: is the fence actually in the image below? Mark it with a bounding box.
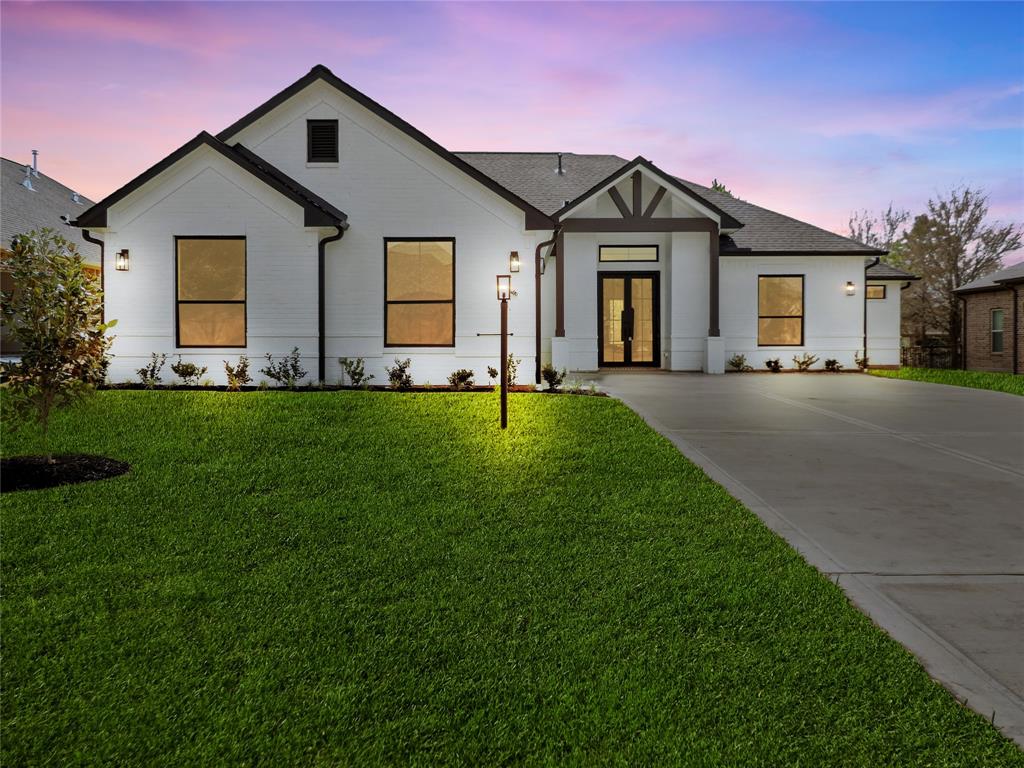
[900,345,955,369]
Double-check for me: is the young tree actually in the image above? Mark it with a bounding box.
[1,229,114,460]
[900,187,1021,360]
[710,178,735,197]
[847,203,910,251]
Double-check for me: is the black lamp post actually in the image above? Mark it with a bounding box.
[497,274,511,429]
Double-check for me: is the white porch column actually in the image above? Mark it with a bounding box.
[705,336,725,374]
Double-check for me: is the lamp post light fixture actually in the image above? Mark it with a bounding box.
[115,249,130,272]
[497,274,511,429]
[509,250,520,273]
[845,281,856,296]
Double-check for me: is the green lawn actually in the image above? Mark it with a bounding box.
[2,392,1021,766]
[869,366,1024,395]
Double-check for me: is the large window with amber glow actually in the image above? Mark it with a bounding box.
[385,239,455,347]
[176,237,246,347]
[758,275,803,346]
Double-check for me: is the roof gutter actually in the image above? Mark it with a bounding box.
[534,228,560,384]
[318,226,345,383]
[863,256,880,363]
[81,229,105,323]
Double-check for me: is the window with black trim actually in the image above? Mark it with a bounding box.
[176,237,246,347]
[992,308,1005,353]
[307,119,339,162]
[385,239,454,347]
[758,275,804,346]
[866,284,886,300]
[599,245,659,262]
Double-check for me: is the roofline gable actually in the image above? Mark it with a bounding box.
[72,132,348,230]
[552,156,743,230]
[215,65,553,230]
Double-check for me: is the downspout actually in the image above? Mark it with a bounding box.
[81,230,105,323]
[318,226,345,384]
[959,295,967,370]
[534,228,560,384]
[863,257,880,363]
[1013,286,1020,375]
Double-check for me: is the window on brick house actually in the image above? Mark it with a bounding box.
[992,309,1005,353]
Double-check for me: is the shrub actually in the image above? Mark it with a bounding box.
[0,229,114,459]
[260,347,307,389]
[792,353,819,372]
[136,353,167,389]
[224,356,251,391]
[506,354,521,386]
[541,363,567,392]
[824,358,843,373]
[386,358,413,390]
[447,368,475,390]
[170,355,207,386]
[728,354,754,372]
[339,357,373,388]
[487,365,499,382]
[855,351,869,370]
[765,358,782,373]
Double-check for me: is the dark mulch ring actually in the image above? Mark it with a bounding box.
[1,454,130,493]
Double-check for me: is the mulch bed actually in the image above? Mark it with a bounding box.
[2,454,130,493]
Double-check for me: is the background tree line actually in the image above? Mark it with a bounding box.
[848,187,1022,366]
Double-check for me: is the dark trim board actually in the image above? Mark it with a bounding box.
[216,65,553,230]
[383,237,456,348]
[73,132,348,230]
[560,218,718,233]
[596,270,661,367]
[174,235,248,349]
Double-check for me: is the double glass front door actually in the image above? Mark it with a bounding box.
[598,272,659,366]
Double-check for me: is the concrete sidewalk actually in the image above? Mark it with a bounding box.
[593,371,1024,746]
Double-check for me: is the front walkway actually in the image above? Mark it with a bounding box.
[594,370,1024,746]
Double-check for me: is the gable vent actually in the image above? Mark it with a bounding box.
[307,119,339,163]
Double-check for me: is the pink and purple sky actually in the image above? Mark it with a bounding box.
[2,1,1022,254]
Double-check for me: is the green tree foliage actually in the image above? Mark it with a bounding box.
[0,229,114,459]
[710,178,734,197]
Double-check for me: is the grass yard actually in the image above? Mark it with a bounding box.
[2,392,1021,766]
[869,366,1024,396]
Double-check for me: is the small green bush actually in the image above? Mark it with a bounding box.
[137,353,167,389]
[260,347,307,389]
[728,354,753,372]
[224,356,251,392]
[339,357,373,388]
[765,358,782,373]
[386,358,413,390]
[170,356,207,386]
[541,363,567,392]
[792,353,819,372]
[447,369,475,390]
[824,358,843,373]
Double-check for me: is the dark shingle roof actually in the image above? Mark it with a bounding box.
[867,261,918,281]
[1,157,100,263]
[954,261,1024,293]
[456,152,885,255]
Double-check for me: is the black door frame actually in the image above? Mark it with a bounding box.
[597,271,661,367]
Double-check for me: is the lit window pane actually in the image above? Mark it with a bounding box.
[758,276,802,316]
[866,285,886,300]
[178,239,245,301]
[599,246,657,262]
[179,303,245,346]
[758,318,802,345]
[387,303,453,346]
[386,241,453,301]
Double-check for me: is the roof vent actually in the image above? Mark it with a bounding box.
[555,152,565,175]
[72,192,83,204]
[21,165,35,191]
[31,149,39,177]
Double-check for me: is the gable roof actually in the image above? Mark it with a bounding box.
[1,157,100,263]
[216,65,553,229]
[458,152,887,255]
[954,261,1024,293]
[73,132,347,229]
[867,261,918,281]
[547,156,744,229]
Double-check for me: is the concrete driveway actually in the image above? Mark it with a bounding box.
[593,371,1024,745]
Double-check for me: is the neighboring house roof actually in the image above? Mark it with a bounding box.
[74,132,348,229]
[457,151,886,255]
[954,261,1024,293]
[1,156,100,263]
[216,65,553,229]
[867,261,919,281]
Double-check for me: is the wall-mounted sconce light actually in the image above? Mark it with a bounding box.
[845,281,856,296]
[115,249,130,271]
[540,256,546,276]
[509,250,520,273]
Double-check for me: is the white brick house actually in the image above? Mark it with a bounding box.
[74,65,915,385]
